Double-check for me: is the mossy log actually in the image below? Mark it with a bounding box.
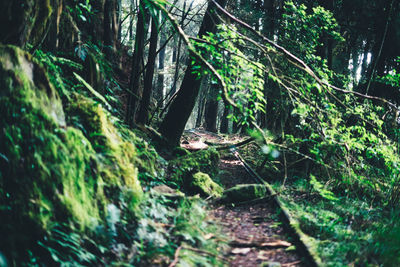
[218,184,269,204]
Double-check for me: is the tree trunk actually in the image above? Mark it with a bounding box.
[103,0,115,61]
[204,84,219,132]
[195,78,209,128]
[171,1,188,95]
[220,105,230,133]
[155,28,166,104]
[137,15,159,125]
[125,0,149,127]
[158,0,227,147]
[365,0,394,95]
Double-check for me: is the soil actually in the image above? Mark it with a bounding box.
[182,129,305,267]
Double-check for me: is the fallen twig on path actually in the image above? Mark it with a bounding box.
[168,245,182,267]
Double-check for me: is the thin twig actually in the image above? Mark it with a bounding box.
[168,245,182,267]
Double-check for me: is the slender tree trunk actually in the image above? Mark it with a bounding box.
[117,0,122,41]
[128,0,134,41]
[358,36,372,86]
[365,0,394,95]
[103,0,112,56]
[204,83,219,132]
[155,28,166,104]
[264,0,275,39]
[137,15,159,125]
[125,0,148,127]
[220,105,230,133]
[351,45,359,88]
[195,78,209,128]
[158,0,227,147]
[171,1,187,95]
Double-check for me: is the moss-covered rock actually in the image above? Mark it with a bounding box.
[168,148,220,190]
[0,45,142,261]
[66,94,142,197]
[219,184,269,204]
[190,172,223,197]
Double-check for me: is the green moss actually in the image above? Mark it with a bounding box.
[0,45,143,261]
[66,94,142,200]
[219,184,268,203]
[190,172,223,197]
[168,148,220,188]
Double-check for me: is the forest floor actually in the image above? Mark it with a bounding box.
[182,129,305,267]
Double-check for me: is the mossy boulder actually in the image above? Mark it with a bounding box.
[168,148,220,190]
[189,172,223,197]
[66,94,142,196]
[0,45,142,261]
[219,184,269,204]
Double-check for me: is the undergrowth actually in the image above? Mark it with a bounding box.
[0,44,225,266]
[270,176,399,266]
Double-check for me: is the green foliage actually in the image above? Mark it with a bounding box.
[281,1,343,64]
[373,212,400,266]
[38,225,100,266]
[133,193,224,266]
[309,174,338,201]
[0,45,224,266]
[274,180,386,266]
[32,48,83,100]
[33,42,122,117]
[0,45,142,262]
[192,24,266,127]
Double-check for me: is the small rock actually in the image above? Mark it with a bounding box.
[190,172,223,197]
[231,247,251,255]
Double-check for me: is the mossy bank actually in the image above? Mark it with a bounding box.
[0,45,143,263]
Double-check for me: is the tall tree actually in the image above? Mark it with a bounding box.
[159,0,227,147]
[155,26,167,104]
[204,84,219,132]
[125,0,149,127]
[137,14,159,124]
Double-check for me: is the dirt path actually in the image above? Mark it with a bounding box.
[211,156,304,267]
[184,129,305,267]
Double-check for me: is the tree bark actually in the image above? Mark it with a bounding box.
[155,28,166,104]
[103,0,115,61]
[204,84,219,132]
[137,15,159,125]
[125,0,149,127]
[158,0,227,147]
[195,78,209,128]
[220,104,230,133]
[365,0,394,95]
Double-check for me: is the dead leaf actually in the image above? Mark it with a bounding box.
[231,248,251,255]
[260,240,292,247]
[257,253,271,260]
